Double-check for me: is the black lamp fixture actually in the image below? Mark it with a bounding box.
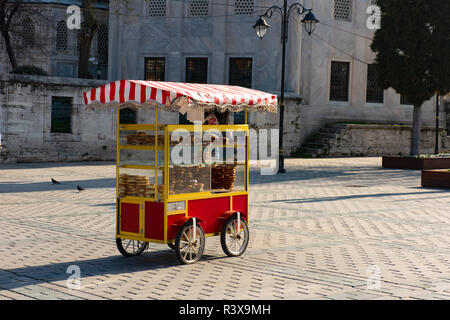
[253,17,270,40]
[301,11,319,35]
[253,1,318,174]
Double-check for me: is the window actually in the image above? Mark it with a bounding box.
[185,57,208,83]
[330,61,350,102]
[51,97,72,133]
[334,0,352,22]
[145,57,165,81]
[147,0,167,17]
[366,64,384,104]
[97,24,108,64]
[120,108,137,124]
[189,0,209,16]
[180,58,208,124]
[22,18,35,48]
[235,0,254,15]
[56,21,68,51]
[142,57,166,123]
[56,62,77,78]
[229,58,252,124]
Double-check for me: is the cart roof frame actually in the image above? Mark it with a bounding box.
[83,80,278,113]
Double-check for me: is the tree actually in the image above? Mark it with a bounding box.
[77,0,101,79]
[0,0,48,71]
[371,0,450,156]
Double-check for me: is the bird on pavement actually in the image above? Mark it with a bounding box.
[51,178,61,184]
[76,185,85,192]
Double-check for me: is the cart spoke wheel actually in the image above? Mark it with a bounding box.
[220,215,249,257]
[175,221,205,264]
[116,238,148,257]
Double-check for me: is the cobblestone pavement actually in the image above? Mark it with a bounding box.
[0,158,450,300]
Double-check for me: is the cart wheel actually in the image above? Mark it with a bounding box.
[116,238,148,257]
[175,221,205,264]
[220,215,249,257]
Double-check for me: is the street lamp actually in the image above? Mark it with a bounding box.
[253,1,318,174]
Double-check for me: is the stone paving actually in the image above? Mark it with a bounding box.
[0,158,450,300]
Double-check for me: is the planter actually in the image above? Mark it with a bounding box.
[421,169,450,188]
[382,156,450,170]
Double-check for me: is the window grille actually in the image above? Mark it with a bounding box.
[330,61,350,102]
[56,21,68,51]
[189,0,209,16]
[144,57,165,81]
[235,0,254,15]
[51,97,72,133]
[97,24,108,64]
[22,19,35,48]
[147,0,167,17]
[229,58,252,124]
[366,64,384,103]
[334,0,352,22]
[185,58,208,84]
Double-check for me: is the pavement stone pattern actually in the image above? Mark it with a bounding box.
[0,158,450,300]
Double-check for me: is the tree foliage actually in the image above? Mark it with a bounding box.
[370,0,450,155]
[371,0,450,104]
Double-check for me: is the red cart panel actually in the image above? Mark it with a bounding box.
[232,195,248,220]
[120,202,140,234]
[145,201,164,241]
[188,196,231,234]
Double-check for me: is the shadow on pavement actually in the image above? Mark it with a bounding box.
[0,250,223,291]
[0,161,115,170]
[269,190,446,204]
[0,178,115,193]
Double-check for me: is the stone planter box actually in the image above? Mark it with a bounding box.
[421,170,450,188]
[382,156,450,170]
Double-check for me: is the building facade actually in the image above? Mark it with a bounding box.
[0,0,448,163]
[109,0,446,152]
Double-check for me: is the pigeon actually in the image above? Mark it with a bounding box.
[51,178,61,184]
[76,185,85,192]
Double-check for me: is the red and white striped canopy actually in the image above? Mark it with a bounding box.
[83,80,278,113]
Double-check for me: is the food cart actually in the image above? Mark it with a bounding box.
[83,80,277,264]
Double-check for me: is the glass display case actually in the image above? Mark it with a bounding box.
[116,123,248,201]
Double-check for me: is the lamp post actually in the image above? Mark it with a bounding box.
[435,94,440,155]
[253,1,318,174]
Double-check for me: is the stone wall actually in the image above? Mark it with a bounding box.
[323,124,450,157]
[0,75,447,163]
[0,74,177,163]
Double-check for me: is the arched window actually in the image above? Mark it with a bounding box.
[56,20,68,51]
[97,24,108,64]
[22,18,35,48]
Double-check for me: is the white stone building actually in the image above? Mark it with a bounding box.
[108,0,447,153]
[0,0,448,162]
